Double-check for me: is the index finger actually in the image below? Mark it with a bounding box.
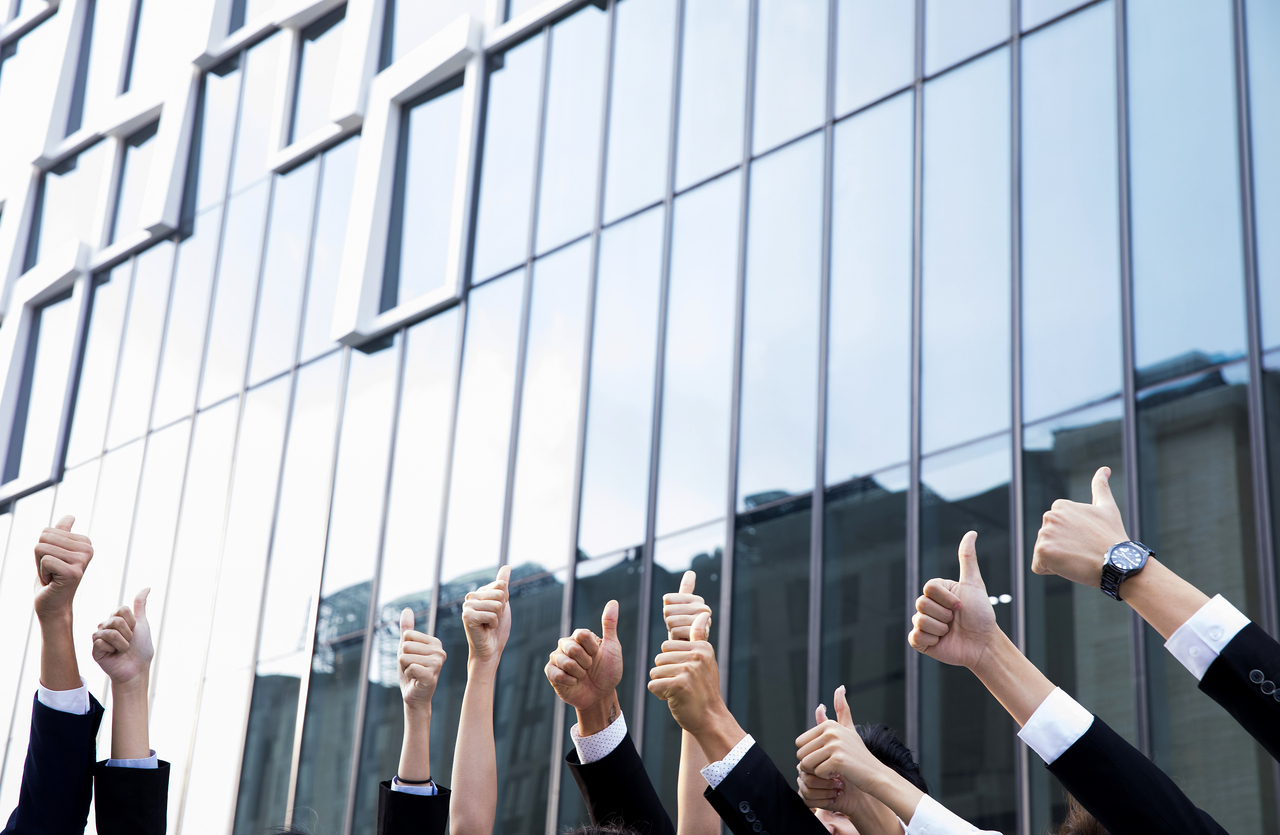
[922,578,961,610]
[679,570,696,594]
[571,628,601,656]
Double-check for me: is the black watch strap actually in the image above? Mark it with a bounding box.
[1101,562,1125,601]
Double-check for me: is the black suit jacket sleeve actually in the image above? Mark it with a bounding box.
[377,781,451,835]
[1,692,104,835]
[565,734,674,835]
[1047,715,1226,835]
[703,743,828,835]
[1200,622,1280,761]
[93,760,170,835]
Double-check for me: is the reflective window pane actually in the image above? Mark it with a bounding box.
[111,121,159,243]
[106,242,175,448]
[578,208,663,558]
[290,7,345,144]
[300,136,362,362]
[729,497,811,771]
[472,35,544,280]
[25,141,109,272]
[125,0,216,96]
[924,0,1008,76]
[0,20,63,184]
[507,0,542,21]
[0,488,53,757]
[834,0,914,117]
[250,159,319,385]
[382,78,464,311]
[1129,0,1247,385]
[752,0,827,154]
[152,209,221,427]
[919,435,1014,832]
[921,49,1010,454]
[1022,0,1090,30]
[507,241,592,568]
[1022,3,1121,423]
[295,339,400,833]
[1138,363,1276,832]
[1266,353,1280,580]
[1022,400,1132,832]
[535,4,608,254]
[234,353,344,835]
[675,0,748,190]
[602,0,677,224]
[66,267,132,467]
[382,0,485,65]
[1248,0,1280,350]
[655,173,740,536]
[827,92,913,482]
[200,180,271,408]
[230,33,284,193]
[71,0,134,133]
[4,293,78,485]
[231,0,275,30]
[191,60,243,216]
[737,136,823,510]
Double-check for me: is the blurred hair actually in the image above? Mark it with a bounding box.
[1056,795,1107,835]
[857,723,929,795]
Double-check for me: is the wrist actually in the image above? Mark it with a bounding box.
[37,608,73,635]
[576,690,621,736]
[466,656,500,682]
[404,701,432,725]
[111,674,149,702]
[691,703,745,763]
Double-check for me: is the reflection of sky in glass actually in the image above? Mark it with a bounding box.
[300,137,362,361]
[924,0,1008,76]
[107,243,175,448]
[1021,0,1090,30]
[29,141,109,270]
[1021,2,1121,423]
[653,519,725,574]
[385,0,485,65]
[9,294,78,485]
[1248,0,1280,350]
[752,0,826,154]
[230,32,283,193]
[111,122,159,243]
[675,0,748,190]
[835,0,915,116]
[67,269,131,467]
[920,432,1011,503]
[290,9,345,144]
[75,0,133,131]
[1024,397,1123,453]
[152,210,220,427]
[0,19,62,182]
[193,62,242,215]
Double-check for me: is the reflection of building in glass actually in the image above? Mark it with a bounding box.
[0,0,1277,833]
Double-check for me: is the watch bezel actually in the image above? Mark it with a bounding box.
[1101,540,1152,601]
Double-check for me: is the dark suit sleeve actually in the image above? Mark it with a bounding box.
[703,743,828,835]
[1199,622,1280,761]
[1047,716,1226,835]
[93,760,170,835]
[377,781,451,835]
[565,734,674,835]
[1,692,104,835]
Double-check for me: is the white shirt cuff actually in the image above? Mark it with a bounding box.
[699,734,754,789]
[36,678,90,715]
[905,793,997,834]
[1017,687,1095,765]
[390,777,438,795]
[570,713,628,765]
[1164,594,1250,681]
[106,750,159,769]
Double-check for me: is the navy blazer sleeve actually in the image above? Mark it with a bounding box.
[1199,622,1280,762]
[564,733,674,835]
[93,759,170,835]
[1,692,104,835]
[377,781,451,835]
[1047,715,1226,835]
[703,743,828,835]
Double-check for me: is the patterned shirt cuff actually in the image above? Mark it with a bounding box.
[391,777,438,795]
[570,713,628,765]
[699,734,754,789]
[107,750,159,769]
[36,677,90,715]
[905,794,995,834]
[1165,594,1250,681]
[1017,687,1094,765]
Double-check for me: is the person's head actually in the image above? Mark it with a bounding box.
[1057,795,1107,835]
[812,808,859,834]
[857,723,928,795]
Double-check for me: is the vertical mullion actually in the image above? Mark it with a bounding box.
[427,296,469,637]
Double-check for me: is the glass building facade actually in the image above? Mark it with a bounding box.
[0,0,1276,833]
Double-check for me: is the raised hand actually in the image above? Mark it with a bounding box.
[462,565,512,665]
[92,588,153,691]
[399,607,446,713]
[545,600,625,713]
[648,611,743,760]
[1032,465,1129,587]
[797,700,850,812]
[663,570,712,641]
[908,531,1001,670]
[33,515,93,623]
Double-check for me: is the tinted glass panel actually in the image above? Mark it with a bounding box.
[125,0,214,95]
[921,49,1010,454]
[74,0,134,131]
[0,21,62,187]
[827,91,913,483]
[602,0,677,223]
[924,0,1008,75]
[230,33,284,193]
[1248,0,1280,350]
[1021,3,1121,423]
[290,7,345,144]
[919,435,1015,832]
[26,141,109,272]
[835,0,914,116]
[192,61,243,215]
[1022,0,1089,30]
[577,208,663,558]
[383,0,485,64]
[107,243,175,448]
[675,0,748,190]
[1128,0,1246,385]
[753,0,827,153]
[111,121,159,243]
[472,35,544,280]
[737,135,823,510]
[66,267,132,467]
[535,4,608,254]
[300,137,362,361]
[152,209,221,427]
[655,173,740,536]
[1266,353,1280,583]
[5,293,78,485]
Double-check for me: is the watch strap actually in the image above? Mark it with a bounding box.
[1101,562,1124,600]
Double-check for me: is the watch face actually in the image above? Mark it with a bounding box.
[1110,544,1144,570]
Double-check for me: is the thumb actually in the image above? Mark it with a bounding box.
[400,607,415,635]
[1092,466,1118,510]
[496,564,512,589]
[957,530,984,588]
[690,611,711,643]
[601,599,619,643]
[834,685,853,728]
[54,515,75,532]
[133,588,151,622]
[679,570,696,595]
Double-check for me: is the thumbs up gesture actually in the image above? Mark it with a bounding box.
[545,599,625,712]
[908,531,1000,670]
[462,565,512,665]
[92,588,154,692]
[33,515,94,623]
[662,570,712,641]
[1032,465,1130,588]
[795,685,885,792]
[399,607,447,712]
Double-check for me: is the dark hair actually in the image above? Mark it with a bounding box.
[1056,795,1107,835]
[564,826,643,835]
[857,723,929,795]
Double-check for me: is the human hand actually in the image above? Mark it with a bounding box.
[399,607,446,714]
[462,565,512,665]
[663,570,712,641]
[92,589,153,693]
[1032,466,1129,588]
[907,531,1002,670]
[648,612,734,740]
[33,516,93,624]
[797,699,855,814]
[545,600,625,712]
[796,686,887,794]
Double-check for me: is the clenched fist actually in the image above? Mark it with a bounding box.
[34,516,93,623]
[663,570,712,641]
[1032,466,1129,588]
[545,600,624,712]
[399,607,446,713]
[92,588,153,692]
[462,566,512,665]
[907,531,1001,670]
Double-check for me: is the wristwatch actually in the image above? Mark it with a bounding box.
[1100,540,1152,601]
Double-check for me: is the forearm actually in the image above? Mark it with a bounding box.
[39,611,80,692]
[110,676,150,760]
[677,730,718,835]
[398,706,432,783]
[1120,557,1211,640]
[575,690,620,736]
[688,704,747,765]
[450,661,499,835]
[862,766,926,825]
[970,633,1056,727]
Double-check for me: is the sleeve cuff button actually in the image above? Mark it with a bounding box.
[1250,670,1265,683]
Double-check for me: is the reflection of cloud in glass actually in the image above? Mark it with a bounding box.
[920,434,1011,503]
